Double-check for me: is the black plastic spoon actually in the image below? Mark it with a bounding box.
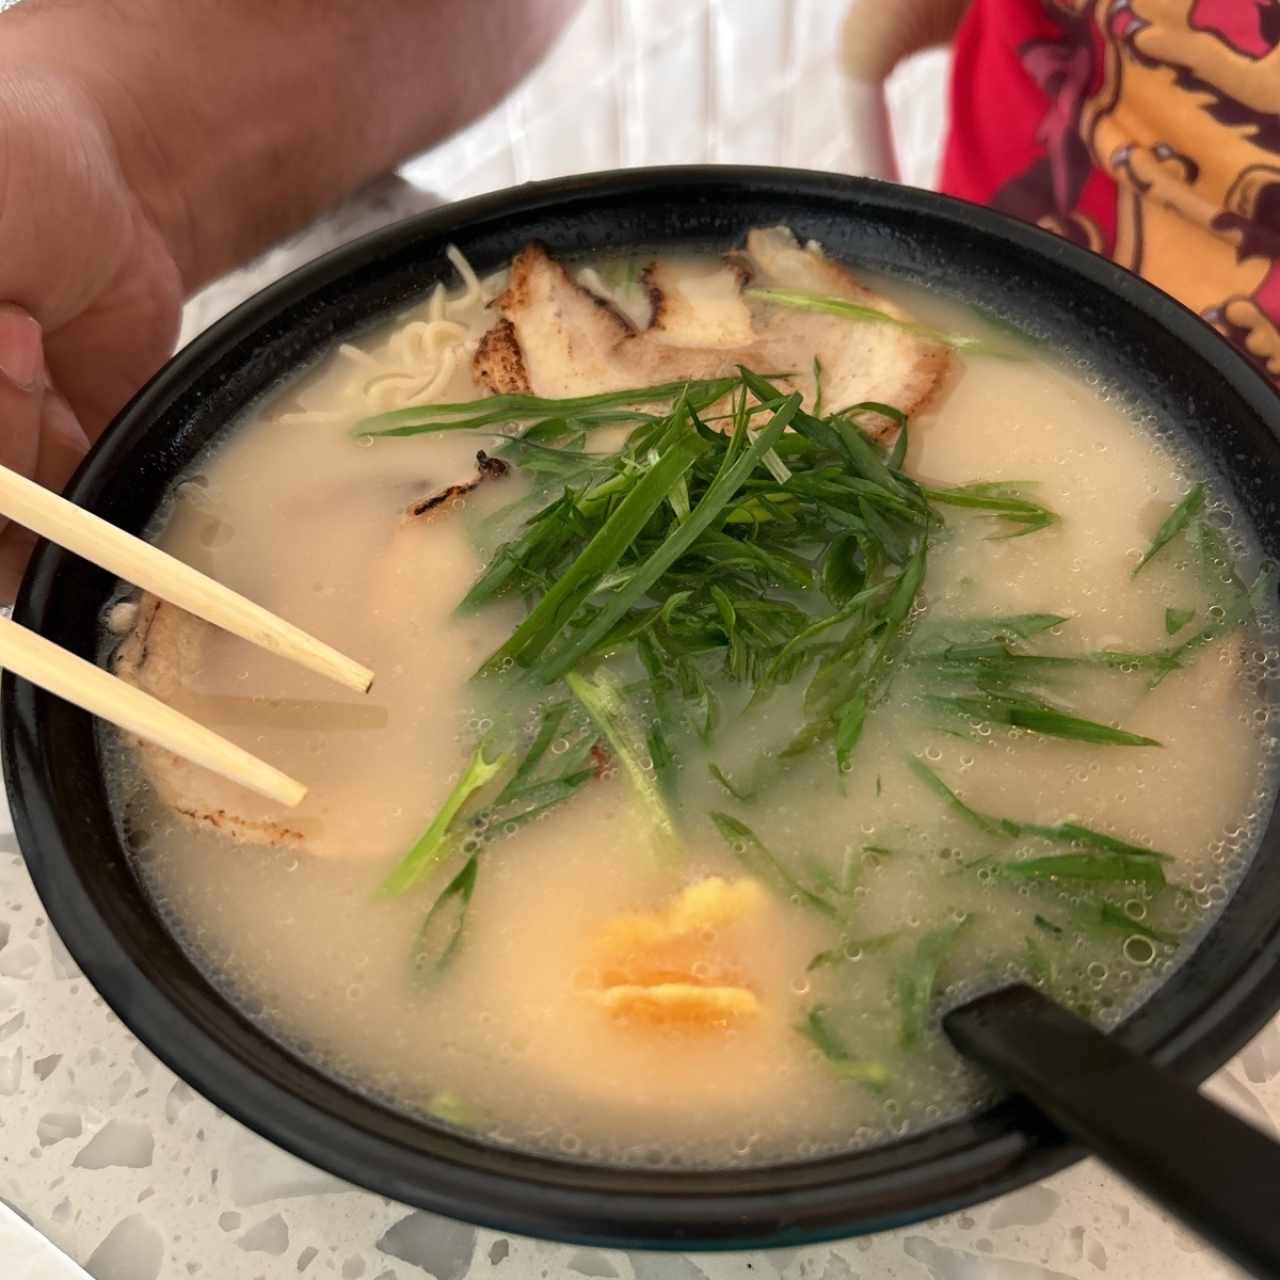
[945,984,1280,1280]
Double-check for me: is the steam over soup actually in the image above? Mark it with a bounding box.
[104,230,1278,1166]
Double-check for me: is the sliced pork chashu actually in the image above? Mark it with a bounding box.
[642,259,755,349]
[473,226,951,439]
[115,597,412,859]
[742,226,952,433]
[113,596,334,855]
[112,460,514,859]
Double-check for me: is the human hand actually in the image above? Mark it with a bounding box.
[0,0,578,601]
[0,69,182,599]
[841,0,972,82]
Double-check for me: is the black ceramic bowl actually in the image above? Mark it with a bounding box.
[7,167,1280,1251]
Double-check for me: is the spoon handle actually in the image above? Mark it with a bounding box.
[945,984,1280,1280]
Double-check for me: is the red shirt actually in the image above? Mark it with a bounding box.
[940,0,1280,387]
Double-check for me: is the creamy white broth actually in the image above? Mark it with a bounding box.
[104,242,1275,1166]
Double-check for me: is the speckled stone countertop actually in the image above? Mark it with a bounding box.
[2,4,1276,1276]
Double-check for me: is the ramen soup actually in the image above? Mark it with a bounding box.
[104,228,1277,1166]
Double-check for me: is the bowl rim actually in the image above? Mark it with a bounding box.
[8,164,1280,1250]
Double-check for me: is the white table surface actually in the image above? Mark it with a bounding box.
[2,3,1276,1277]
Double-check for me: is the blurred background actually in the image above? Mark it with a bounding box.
[398,0,949,197]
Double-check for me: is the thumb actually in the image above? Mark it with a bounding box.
[0,391,91,603]
[0,304,90,601]
[0,304,44,478]
[0,303,48,597]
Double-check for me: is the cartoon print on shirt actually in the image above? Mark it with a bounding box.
[943,0,1280,385]
[1207,164,1280,378]
[1071,0,1280,382]
[989,3,1108,251]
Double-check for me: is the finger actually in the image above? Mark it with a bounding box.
[0,303,47,599]
[841,0,972,82]
[0,386,88,601]
[0,303,44,478]
[0,388,90,602]
[0,306,94,488]
[0,517,36,602]
[32,384,91,494]
[43,215,181,440]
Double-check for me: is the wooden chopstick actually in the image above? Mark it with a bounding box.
[0,615,306,806]
[0,464,373,693]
